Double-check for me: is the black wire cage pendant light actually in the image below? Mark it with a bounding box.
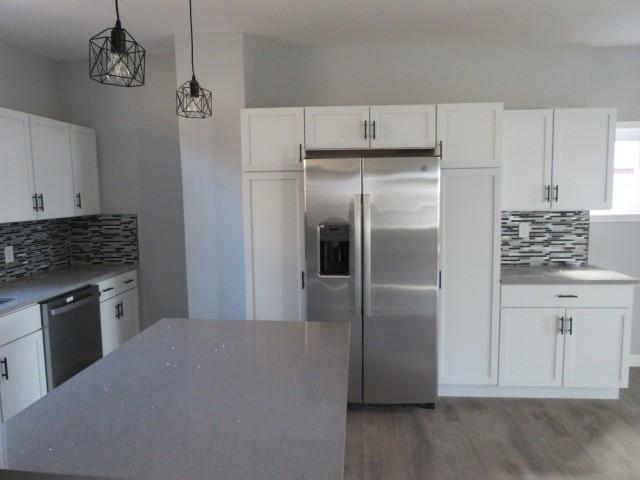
[89,0,145,87]
[176,0,212,119]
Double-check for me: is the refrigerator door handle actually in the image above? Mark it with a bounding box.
[353,194,362,315]
[363,193,372,318]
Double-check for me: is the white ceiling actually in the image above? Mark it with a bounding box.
[2,0,640,60]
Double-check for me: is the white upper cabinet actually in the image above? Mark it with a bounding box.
[502,110,553,210]
[369,105,436,149]
[241,108,304,171]
[305,106,370,150]
[243,172,305,321]
[29,116,75,220]
[0,108,36,223]
[551,108,616,210]
[437,103,503,168]
[563,308,630,388]
[70,125,101,216]
[439,168,500,385]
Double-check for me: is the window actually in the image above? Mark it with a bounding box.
[592,122,640,219]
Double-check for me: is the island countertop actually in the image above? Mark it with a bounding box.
[0,318,350,480]
[501,264,639,285]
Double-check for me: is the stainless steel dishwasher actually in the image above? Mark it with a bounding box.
[41,285,102,391]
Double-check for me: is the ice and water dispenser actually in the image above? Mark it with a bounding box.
[318,223,350,276]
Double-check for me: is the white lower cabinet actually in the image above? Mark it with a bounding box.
[100,287,140,356]
[499,303,632,392]
[563,308,630,388]
[0,306,47,421]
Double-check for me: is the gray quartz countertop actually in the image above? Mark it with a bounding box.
[0,318,350,480]
[0,265,137,316]
[501,264,639,285]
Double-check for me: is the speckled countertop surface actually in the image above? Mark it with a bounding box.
[0,318,350,480]
[0,265,137,317]
[501,264,639,285]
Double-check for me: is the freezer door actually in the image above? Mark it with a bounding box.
[305,157,363,403]
[362,157,439,404]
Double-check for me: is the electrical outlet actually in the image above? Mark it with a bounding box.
[4,246,14,264]
[518,222,531,239]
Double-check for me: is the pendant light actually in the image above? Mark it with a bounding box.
[89,0,145,87]
[176,0,213,119]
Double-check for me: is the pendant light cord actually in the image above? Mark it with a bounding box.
[189,0,195,78]
[115,0,120,22]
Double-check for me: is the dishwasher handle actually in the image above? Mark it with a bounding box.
[50,293,99,317]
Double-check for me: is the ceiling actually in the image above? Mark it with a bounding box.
[2,0,640,60]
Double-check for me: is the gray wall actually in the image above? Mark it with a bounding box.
[0,38,59,117]
[55,55,189,329]
[174,33,246,320]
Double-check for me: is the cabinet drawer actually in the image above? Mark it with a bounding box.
[97,270,138,302]
[501,284,634,308]
[0,305,42,347]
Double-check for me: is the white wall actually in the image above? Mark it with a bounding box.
[56,54,189,329]
[0,38,59,118]
[174,33,246,320]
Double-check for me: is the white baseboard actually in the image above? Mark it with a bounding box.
[438,385,619,400]
[630,354,640,367]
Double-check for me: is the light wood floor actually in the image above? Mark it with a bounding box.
[345,369,640,479]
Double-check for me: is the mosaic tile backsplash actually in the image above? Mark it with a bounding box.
[0,214,138,283]
[501,211,589,266]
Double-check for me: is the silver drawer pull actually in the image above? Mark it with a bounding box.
[101,287,114,293]
[557,294,578,298]
[124,279,135,284]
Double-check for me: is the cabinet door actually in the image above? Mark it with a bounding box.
[551,109,616,210]
[0,330,47,421]
[70,125,101,215]
[99,296,120,356]
[241,108,304,171]
[369,105,436,149]
[305,106,370,150]
[0,108,36,223]
[119,288,140,345]
[499,308,565,387]
[502,110,553,210]
[29,116,74,219]
[563,308,630,388]
[437,103,503,168]
[243,172,305,321]
[439,169,500,385]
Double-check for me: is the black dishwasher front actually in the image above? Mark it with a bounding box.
[41,285,102,391]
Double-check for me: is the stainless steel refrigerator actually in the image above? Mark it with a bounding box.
[305,154,439,405]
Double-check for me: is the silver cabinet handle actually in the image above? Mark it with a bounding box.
[544,185,551,202]
[371,120,376,140]
[38,194,44,211]
[559,316,565,334]
[76,193,82,209]
[363,194,372,318]
[553,185,559,202]
[567,316,573,335]
[364,120,368,140]
[557,294,578,298]
[32,194,38,211]
[299,143,302,163]
[1,358,8,380]
[353,194,362,315]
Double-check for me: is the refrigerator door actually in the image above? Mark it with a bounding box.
[305,157,363,403]
[362,157,439,404]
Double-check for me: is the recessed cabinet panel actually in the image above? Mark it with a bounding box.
[563,308,629,388]
[305,106,370,150]
[241,108,304,171]
[437,103,503,168]
[499,308,565,387]
[551,109,616,210]
[439,169,500,385]
[0,330,47,421]
[502,110,553,210]
[70,125,101,215]
[369,105,436,149]
[0,108,36,223]
[243,172,305,321]
[29,116,75,220]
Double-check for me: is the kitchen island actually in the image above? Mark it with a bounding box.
[0,318,350,480]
